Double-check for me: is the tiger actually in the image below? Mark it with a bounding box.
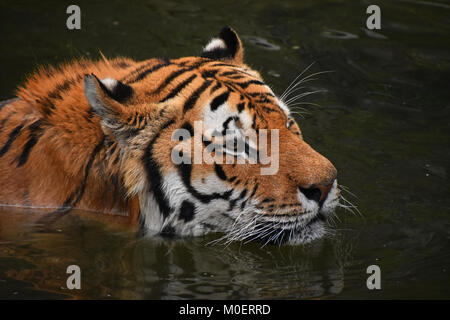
[0,27,338,245]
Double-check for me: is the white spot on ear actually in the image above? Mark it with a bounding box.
[203,38,226,52]
[101,78,118,91]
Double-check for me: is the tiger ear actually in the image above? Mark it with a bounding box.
[84,74,135,140]
[201,26,244,65]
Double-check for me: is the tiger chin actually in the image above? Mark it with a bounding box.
[0,27,338,246]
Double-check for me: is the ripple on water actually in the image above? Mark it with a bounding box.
[242,35,280,50]
[321,29,359,40]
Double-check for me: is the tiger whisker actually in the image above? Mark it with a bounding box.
[284,90,328,105]
[339,194,361,214]
[288,101,320,108]
[282,70,333,102]
[338,199,363,218]
[280,62,316,100]
[282,77,320,99]
[243,221,272,241]
[288,111,307,119]
[261,228,285,248]
[223,214,262,245]
[338,184,358,199]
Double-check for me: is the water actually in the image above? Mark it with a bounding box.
[0,0,449,299]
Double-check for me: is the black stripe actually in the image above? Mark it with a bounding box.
[210,91,230,111]
[209,82,222,94]
[238,188,248,200]
[222,81,238,92]
[234,80,265,89]
[211,64,254,76]
[250,183,259,198]
[214,164,227,180]
[227,75,245,80]
[177,161,232,204]
[121,59,169,81]
[37,96,56,116]
[155,68,193,93]
[201,69,219,78]
[201,222,216,231]
[47,76,82,100]
[220,71,241,77]
[178,59,211,69]
[142,119,176,218]
[159,74,197,103]
[126,61,171,84]
[179,122,194,138]
[120,62,152,82]
[262,106,280,114]
[247,92,275,98]
[252,114,257,129]
[17,120,44,167]
[221,116,238,135]
[179,200,196,222]
[183,80,212,113]
[237,102,245,113]
[228,187,248,212]
[38,135,106,223]
[62,135,106,209]
[0,124,24,158]
[228,198,238,211]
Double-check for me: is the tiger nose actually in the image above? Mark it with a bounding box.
[299,181,334,205]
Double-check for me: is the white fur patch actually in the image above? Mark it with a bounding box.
[203,102,234,135]
[101,78,118,91]
[203,38,227,52]
[140,193,165,235]
[319,179,339,217]
[297,189,320,214]
[277,98,290,115]
[192,174,230,194]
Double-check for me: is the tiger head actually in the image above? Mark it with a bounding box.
[84,27,338,245]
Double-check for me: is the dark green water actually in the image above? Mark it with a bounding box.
[1,0,449,299]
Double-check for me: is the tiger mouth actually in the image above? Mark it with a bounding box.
[306,212,327,225]
[250,212,327,246]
